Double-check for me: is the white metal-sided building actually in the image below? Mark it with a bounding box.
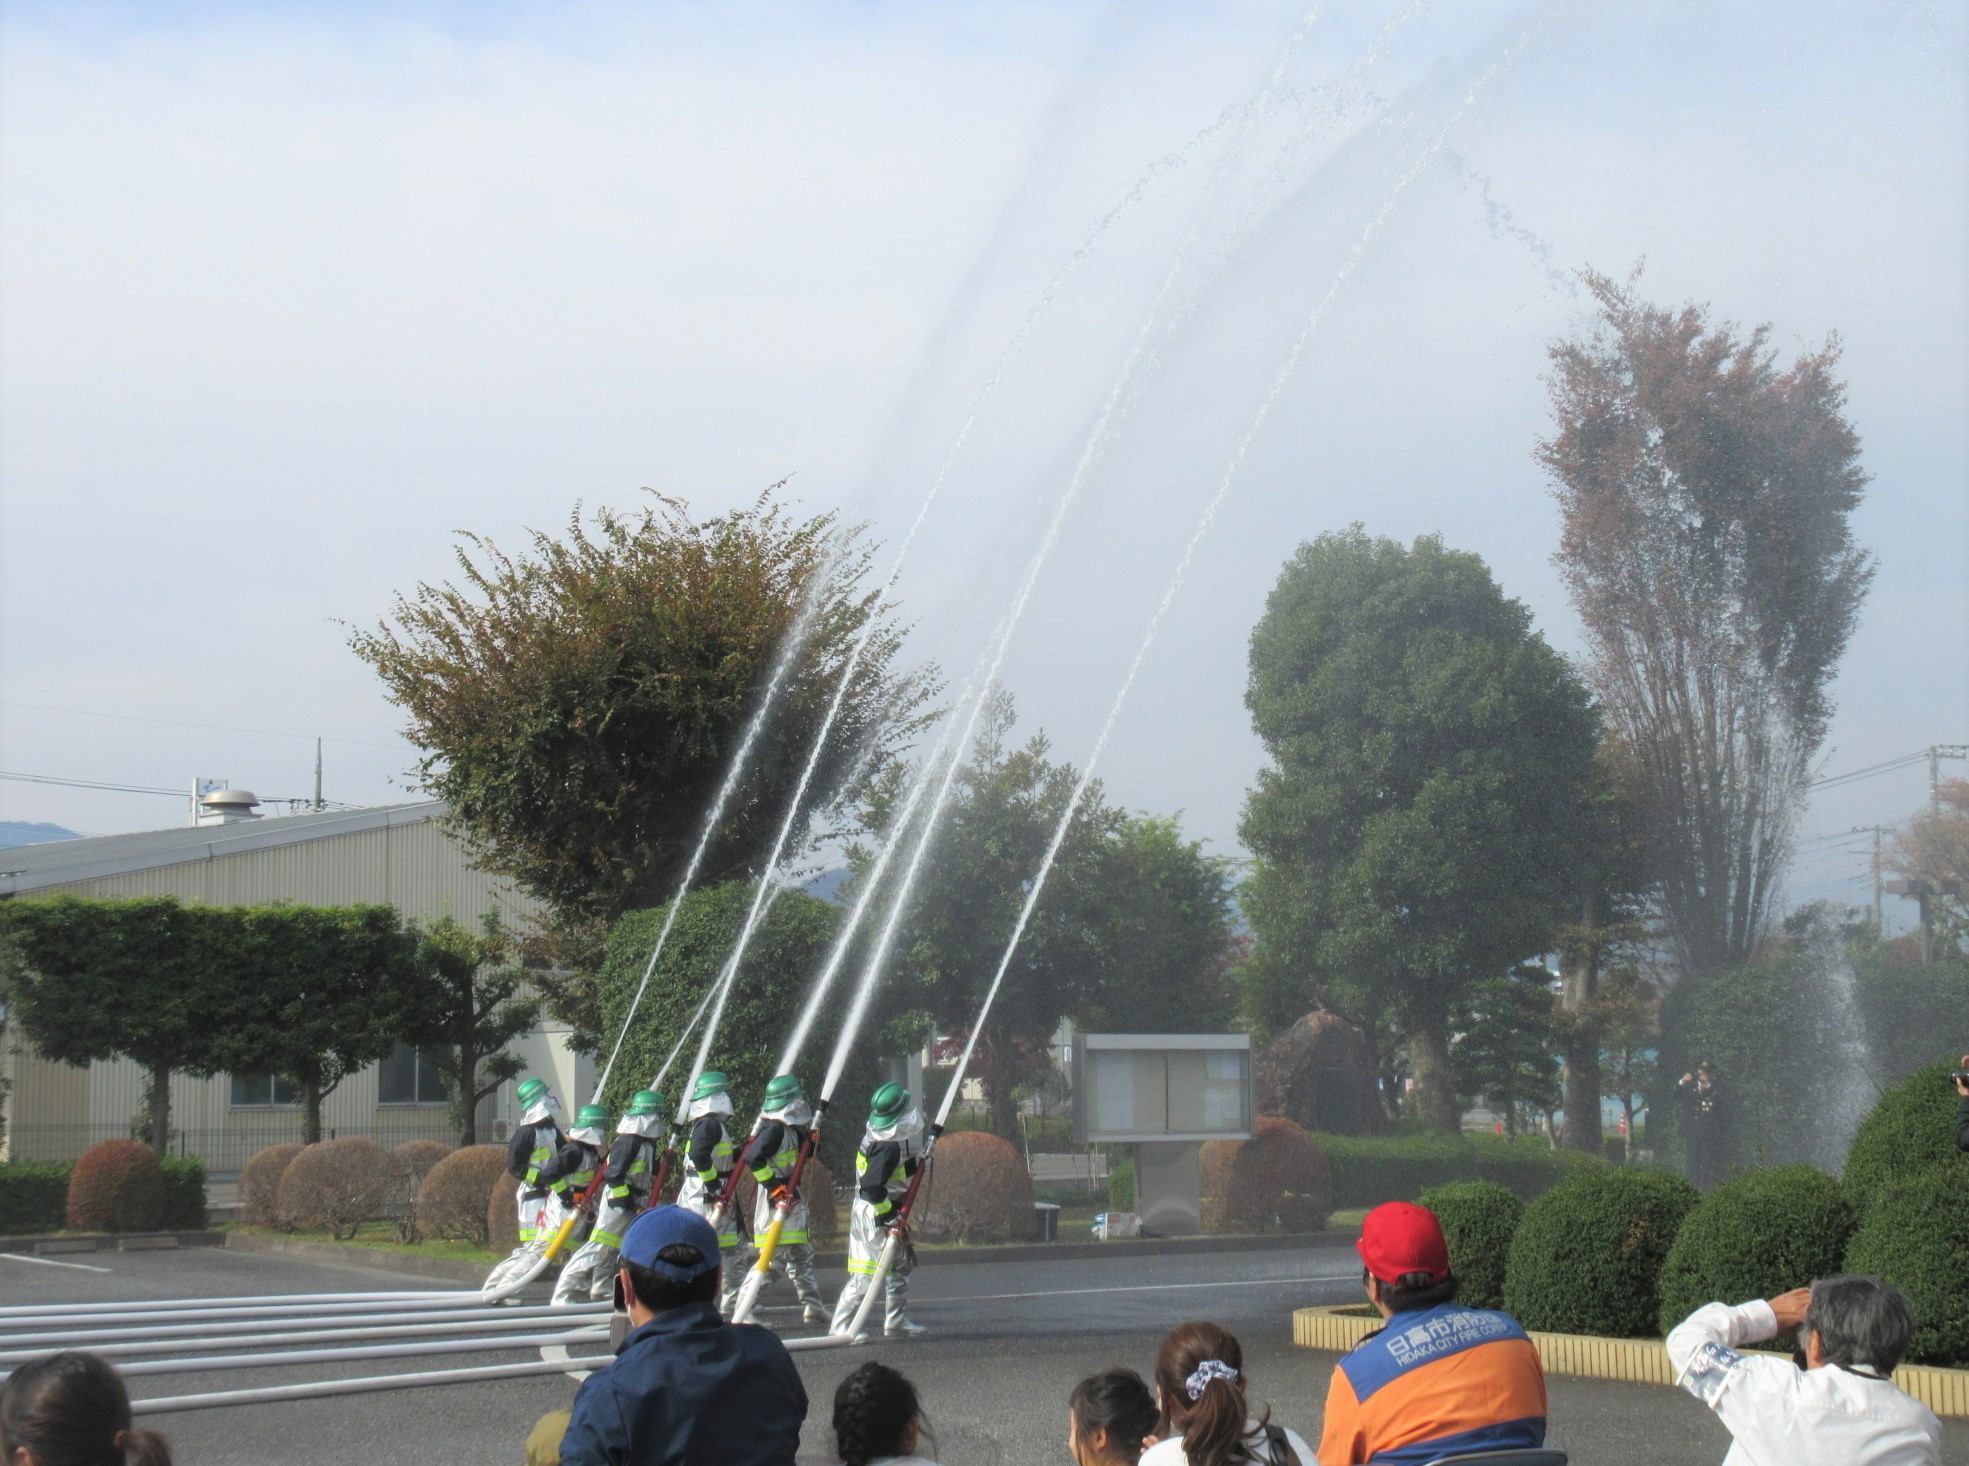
[0,800,592,1170]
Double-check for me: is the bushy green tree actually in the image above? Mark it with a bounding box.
[396,915,543,1146]
[350,490,935,928]
[1076,814,1239,1035]
[1240,529,1602,1130]
[216,904,425,1144]
[2,898,234,1153]
[1452,966,1561,1138]
[856,692,1236,1136]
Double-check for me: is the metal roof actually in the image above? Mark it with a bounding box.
[0,802,448,896]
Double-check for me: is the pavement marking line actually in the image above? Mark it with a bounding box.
[930,1275,1343,1305]
[0,1252,112,1274]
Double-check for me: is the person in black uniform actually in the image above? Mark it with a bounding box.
[1676,1061,1726,1189]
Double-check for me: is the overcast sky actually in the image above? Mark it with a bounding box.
[2,0,1963,927]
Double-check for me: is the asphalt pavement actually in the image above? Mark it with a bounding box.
[3,1241,1964,1465]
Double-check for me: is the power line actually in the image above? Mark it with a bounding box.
[0,772,184,797]
[0,701,407,752]
[1808,749,1929,793]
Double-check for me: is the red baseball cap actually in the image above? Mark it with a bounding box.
[1356,1201,1451,1285]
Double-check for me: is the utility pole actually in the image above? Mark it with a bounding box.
[313,738,324,812]
[1852,824,1887,931]
[1931,744,1968,814]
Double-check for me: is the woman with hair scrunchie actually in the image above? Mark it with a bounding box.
[832,1360,939,1465]
[1140,1322,1311,1466]
[1,1351,174,1466]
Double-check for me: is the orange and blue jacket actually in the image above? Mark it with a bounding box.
[1317,1303,1547,1465]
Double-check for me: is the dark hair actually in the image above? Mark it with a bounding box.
[1154,1321,1267,1466]
[622,1246,719,1313]
[832,1361,925,1466]
[0,1352,173,1466]
[1806,1275,1916,1375]
[1069,1368,1159,1466]
[1363,1266,1461,1315]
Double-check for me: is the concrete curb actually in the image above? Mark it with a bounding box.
[1291,1305,1969,1419]
[0,1232,223,1255]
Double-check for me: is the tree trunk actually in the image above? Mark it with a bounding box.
[303,1077,324,1145]
[1560,893,1604,1154]
[1406,1019,1460,1133]
[983,1027,1019,1141]
[146,1059,172,1154]
[456,1049,479,1146]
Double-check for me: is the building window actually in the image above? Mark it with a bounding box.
[378,1043,450,1106]
[230,1073,299,1108]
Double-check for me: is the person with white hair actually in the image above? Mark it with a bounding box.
[1667,1274,1942,1464]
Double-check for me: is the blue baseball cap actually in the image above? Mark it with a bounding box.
[619,1205,722,1280]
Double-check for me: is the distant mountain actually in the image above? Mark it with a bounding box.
[801,867,851,905]
[0,821,80,850]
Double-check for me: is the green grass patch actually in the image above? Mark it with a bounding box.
[225,1221,500,1265]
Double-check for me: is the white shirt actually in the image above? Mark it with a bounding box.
[1140,1418,1313,1466]
[1665,1299,1942,1466]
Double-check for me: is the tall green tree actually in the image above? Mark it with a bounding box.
[1240,529,1602,1131]
[396,915,542,1146]
[1,897,234,1153]
[1452,965,1561,1138]
[1075,814,1239,1035]
[854,691,1122,1139]
[216,904,425,1144]
[349,489,936,936]
[1542,271,1873,980]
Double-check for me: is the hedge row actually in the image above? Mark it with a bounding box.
[0,1162,73,1233]
[1384,1060,1969,1366]
[1314,1129,1604,1207]
[0,1153,204,1235]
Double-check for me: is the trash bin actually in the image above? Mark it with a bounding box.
[1033,1202,1061,1242]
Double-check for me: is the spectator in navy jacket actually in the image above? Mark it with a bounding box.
[557,1204,807,1466]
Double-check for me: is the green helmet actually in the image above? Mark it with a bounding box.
[762,1073,805,1111]
[517,1078,550,1109]
[573,1104,611,1131]
[691,1070,730,1102]
[869,1082,910,1126]
[626,1089,665,1117]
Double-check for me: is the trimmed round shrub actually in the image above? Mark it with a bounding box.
[67,1140,171,1233]
[276,1138,395,1240]
[1201,1117,1332,1234]
[920,1131,1033,1243]
[240,1143,305,1228]
[1656,1164,1856,1336]
[1416,1179,1523,1311]
[1843,1163,1969,1367]
[416,1144,506,1246]
[487,1171,521,1254]
[1504,1167,1699,1336]
[1843,1058,1960,1201]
